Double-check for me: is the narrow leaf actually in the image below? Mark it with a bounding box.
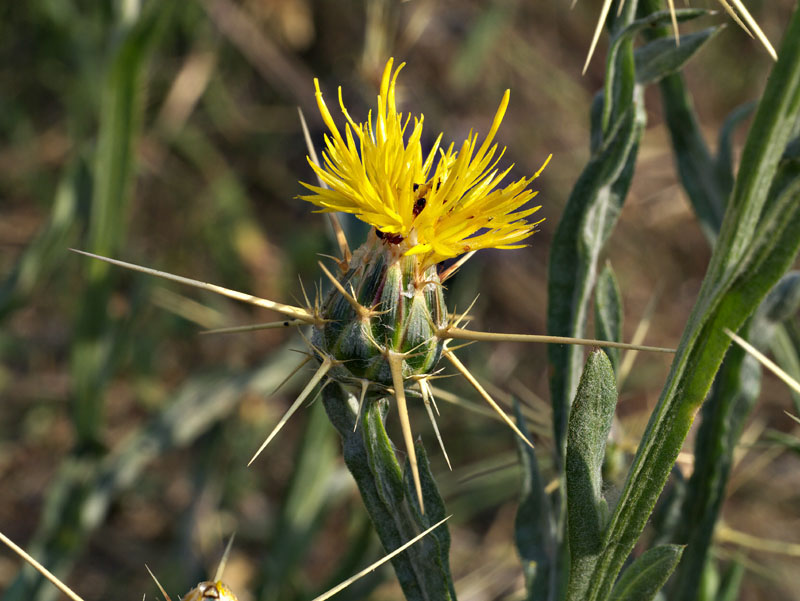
[715,102,757,200]
[758,271,800,323]
[638,0,728,244]
[666,333,760,599]
[716,558,745,601]
[771,324,800,413]
[635,26,722,85]
[608,545,684,601]
[71,3,168,446]
[565,351,618,601]
[594,262,624,372]
[513,401,554,600]
[657,71,726,243]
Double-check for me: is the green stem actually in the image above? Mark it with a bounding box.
[322,385,456,601]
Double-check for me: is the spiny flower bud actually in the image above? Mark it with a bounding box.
[182,582,239,601]
[313,229,447,388]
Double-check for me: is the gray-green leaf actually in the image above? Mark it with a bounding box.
[565,350,618,601]
[635,27,722,85]
[608,545,684,601]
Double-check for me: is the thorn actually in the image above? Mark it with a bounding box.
[272,356,313,395]
[402,334,440,359]
[298,275,313,312]
[439,326,675,353]
[717,0,754,38]
[443,341,477,353]
[314,279,323,315]
[248,356,333,466]
[146,565,173,601]
[451,294,480,329]
[725,328,800,395]
[439,251,477,283]
[296,326,331,361]
[583,0,614,74]
[353,379,370,432]
[420,380,452,470]
[298,106,352,269]
[444,349,534,449]
[414,370,446,414]
[728,0,777,59]
[318,260,373,320]
[309,516,451,601]
[429,384,499,421]
[201,319,306,335]
[0,530,86,601]
[666,0,680,45]
[69,249,315,324]
[388,351,425,513]
[448,312,474,328]
[619,286,661,386]
[298,106,323,184]
[213,533,236,582]
[328,215,353,271]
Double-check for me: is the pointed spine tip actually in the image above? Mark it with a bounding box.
[388,351,425,514]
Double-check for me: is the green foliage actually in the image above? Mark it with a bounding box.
[541,2,800,601]
[583,4,800,598]
[4,5,172,599]
[70,2,168,447]
[643,3,800,593]
[547,3,715,456]
[542,4,728,599]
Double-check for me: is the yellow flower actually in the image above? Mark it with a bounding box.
[300,58,551,270]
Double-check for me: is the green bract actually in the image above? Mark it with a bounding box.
[313,231,447,388]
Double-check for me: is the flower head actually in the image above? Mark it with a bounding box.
[301,58,550,269]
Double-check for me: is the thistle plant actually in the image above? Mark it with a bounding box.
[3,0,800,600]
[68,52,671,599]
[72,56,670,514]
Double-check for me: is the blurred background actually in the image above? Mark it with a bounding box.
[1,1,799,600]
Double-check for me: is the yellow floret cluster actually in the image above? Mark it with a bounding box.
[300,58,550,270]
